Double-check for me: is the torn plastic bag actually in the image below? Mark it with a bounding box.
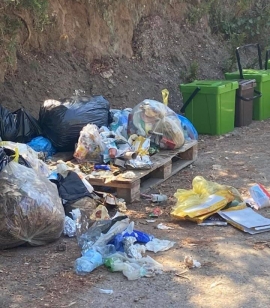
[128,100,185,149]
[0,148,65,249]
[171,176,243,223]
[145,238,175,253]
[104,252,163,280]
[0,106,41,143]
[39,95,111,151]
[76,215,129,254]
[74,124,104,163]
[0,141,50,177]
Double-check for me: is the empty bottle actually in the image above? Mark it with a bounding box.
[74,249,103,275]
[151,194,168,202]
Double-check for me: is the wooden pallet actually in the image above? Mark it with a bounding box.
[87,140,198,203]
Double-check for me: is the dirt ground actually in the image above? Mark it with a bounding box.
[0,8,269,308]
[1,119,270,308]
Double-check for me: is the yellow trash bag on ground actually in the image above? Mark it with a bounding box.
[171,176,243,223]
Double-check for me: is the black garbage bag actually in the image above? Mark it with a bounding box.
[39,95,111,151]
[0,106,41,143]
[14,108,42,143]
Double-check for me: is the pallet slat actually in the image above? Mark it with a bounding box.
[88,140,198,203]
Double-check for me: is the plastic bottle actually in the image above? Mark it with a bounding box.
[151,194,168,202]
[74,249,103,275]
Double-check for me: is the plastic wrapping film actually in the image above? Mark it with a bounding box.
[171,176,243,223]
[128,99,185,149]
[74,124,104,163]
[0,141,50,177]
[0,148,65,249]
[39,95,110,151]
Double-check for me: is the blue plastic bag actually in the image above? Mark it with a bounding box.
[27,136,56,158]
[108,229,153,252]
[177,114,198,140]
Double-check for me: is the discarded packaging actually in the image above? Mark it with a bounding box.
[151,194,168,202]
[171,176,243,223]
[122,171,136,179]
[249,184,270,209]
[99,289,114,295]
[149,207,162,218]
[124,236,146,259]
[145,238,175,253]
[184,256,201,268]
[64,216,76,237]
[74,249,103,275]
[157,223,174,230]
[0,141,50,177]
[90,205,110,221]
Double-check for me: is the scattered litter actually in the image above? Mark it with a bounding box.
[149,207,162,218]
[175,269,191,281]
[184,256,201,268]
[157,223,174,230]
[210,281,224,289]
[171,176,243,223]
[90,204,110,221]
[198,214,227,226]
[99,289,114,294]
[219,207,270,234]
[212,164,222,170]
[63,216,76,237]
[249,183,270,210]
[146,219,156,223]
[141,193,168,203]
[146,238,175,253]
[122,171,136,179]
[151,194,168,202]
[116,199,127,212]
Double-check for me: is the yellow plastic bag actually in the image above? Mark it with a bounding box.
[171,176,243,223]
[162,89,169,106]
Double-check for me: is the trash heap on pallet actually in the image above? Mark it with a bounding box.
[0,90,197,276]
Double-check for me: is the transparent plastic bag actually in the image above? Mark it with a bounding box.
[128,100,185,149]
[110,108,132,140]
[145,238,175,253]
[171,176,243,223]
[0,141,50,177]
[74,124,104,163]
[104,252,163,280]
[0,153,65,249]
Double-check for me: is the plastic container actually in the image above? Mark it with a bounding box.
[235,79,257,127]
[74,249,103,275]
[180,80,239,135]
[249,184,270,209]
[225,70,270,120]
